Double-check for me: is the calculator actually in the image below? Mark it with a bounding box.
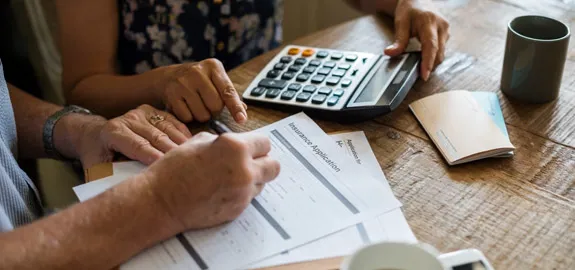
[242,45,420,122]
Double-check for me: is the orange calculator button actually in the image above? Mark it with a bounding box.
[288,47,300,55]
[302,49,315,57]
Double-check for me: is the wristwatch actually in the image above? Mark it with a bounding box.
[43,105,92,160]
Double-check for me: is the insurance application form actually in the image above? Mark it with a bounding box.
[251,131,415,268]
[74,113,400,270]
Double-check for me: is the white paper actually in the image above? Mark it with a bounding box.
[251,131,416,268]
[73,113,400,270]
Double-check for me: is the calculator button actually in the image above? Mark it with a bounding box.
[326,77,341,86]
[267,70,281,78]
[331,53,343,60]
[296,92,312,102]
[302,85,317,93]
[265,89,281,98]
[280,56,292,63]
[317,68,331,75]
[316,51,329,58]
[312,94,328,104]
[318,87,332,95]
[288,65,302,72]
[309,60,322,66]
[345,54,358,61]
[281,90,297,100]
[334,89,345,96]
[294,58,307,65]
[303,66,317,73]
[250,87,266,97]
[311,75,326,84]
[323,61,336,68]
[258,78,287,89]
[332,69,346,77]
[288,83,302,91]
[274,63,286,70]
[296,73,310,82]
[327,96,340,106]
[288,48,300,55]
[341,78,352,87]
[338,63,351,70]
[282,72,296,80]
[302,49,314,57]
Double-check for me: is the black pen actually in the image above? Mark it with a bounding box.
[208,119,233,134]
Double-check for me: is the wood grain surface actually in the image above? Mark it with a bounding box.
[201,0,575,269]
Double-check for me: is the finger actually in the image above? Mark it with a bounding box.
[434,28,448,68]
[252,183,265,198]
[236,132,271,158]
[252,156,281,184]
[170,98,194,123]
[385,14,412,57]
[419,22,439,81]
[155,111,191,143]
[128,121,179,153]
[107,127,163,165]
[190,131,217,144]
[183,88,212,122]
[186,73,224,114]
[208,61,247,123]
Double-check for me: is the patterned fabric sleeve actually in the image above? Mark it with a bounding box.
[118,0,283,75]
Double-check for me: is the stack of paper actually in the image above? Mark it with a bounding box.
[73,113,415,269]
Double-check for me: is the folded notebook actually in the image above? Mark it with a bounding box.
[409,90,515,165]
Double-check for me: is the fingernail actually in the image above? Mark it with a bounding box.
[235,111,247,123]
[385,44,396,51]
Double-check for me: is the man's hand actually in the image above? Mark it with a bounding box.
[142,131,280,231]
[383,0,450,81]
[75,105,192,168]
[153,59,248,124]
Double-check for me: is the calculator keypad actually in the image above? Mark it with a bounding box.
[246,46,379,110]
[259,79,287,89]
[296,92,312,102]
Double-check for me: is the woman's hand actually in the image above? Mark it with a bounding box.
[76,105,192,168]
[383,0,450,81]
[153,59,248,124]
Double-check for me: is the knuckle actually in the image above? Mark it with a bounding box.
[123,110,141,121]
[152,132,169,145]
[221,85,238,99]
[217,134,248,153]
[138,104,153,111]
[105,119,124,132]
[203,58,222,68]
[132,139,152,152]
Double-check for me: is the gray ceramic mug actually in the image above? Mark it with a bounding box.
[501,15,570,103]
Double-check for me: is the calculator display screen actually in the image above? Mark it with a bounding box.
[353,55,405,104]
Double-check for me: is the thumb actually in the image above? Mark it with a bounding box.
[385,16,411,57]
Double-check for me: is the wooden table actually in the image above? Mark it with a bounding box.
[218,1,575,269]
[85,1,574,269]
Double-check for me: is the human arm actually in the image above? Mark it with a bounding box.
[8,83,191,167]
[0,131,280,270]
[345,0,450,81]
[0,173,175,270]
[55,0,247,123]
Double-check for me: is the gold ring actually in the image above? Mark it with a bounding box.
[149,114,165,125]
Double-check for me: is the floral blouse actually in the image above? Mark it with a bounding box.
[118,0,283,75]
